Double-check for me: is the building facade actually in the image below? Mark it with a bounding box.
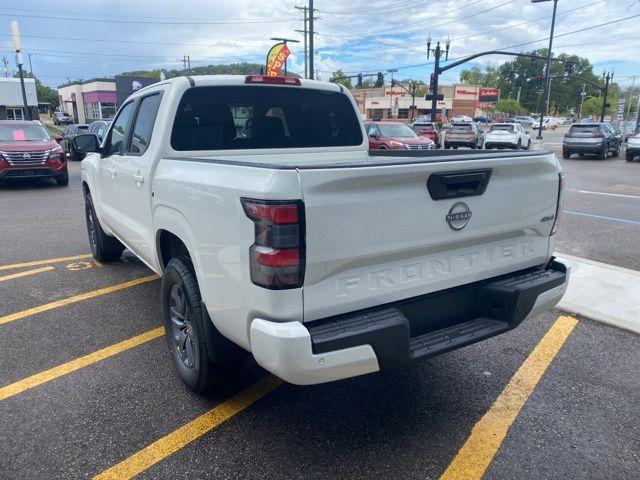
[0,77,38,120]
[58,75,159,124]
[351,83,495,122]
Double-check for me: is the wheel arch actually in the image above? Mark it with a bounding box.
[153,205,200,276]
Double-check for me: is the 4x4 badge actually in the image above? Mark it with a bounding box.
[446,202,472,230]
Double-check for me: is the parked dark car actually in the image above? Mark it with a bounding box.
[88,120,111,144]
[58,123,90,161]
[626,125,640,162]
[365,122,435,150]
[562,123,623,160]
[473,114,491,123]
[53,111,73,125]
[0,120,68,185]
[444,123,484,149]
[410,121,441,147]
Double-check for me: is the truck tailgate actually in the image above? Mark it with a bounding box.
[299,152,559,322]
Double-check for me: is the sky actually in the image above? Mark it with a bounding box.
[1,0,639,89]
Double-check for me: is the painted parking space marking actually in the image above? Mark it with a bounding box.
[439,315,578,480]
[0,328,164,401]
[0,265,54,282]
[563,210,640,226]
[0,253,92,271]
[0,274,158,326]
[93,375,283,480]
[578,190,640,200]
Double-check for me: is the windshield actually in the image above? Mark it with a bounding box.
[0,124,51,142]
[450,124,473,131]
[491,124,515,133]
[377,124,417,138]
[569,125,600,135]
[412,124,434,132]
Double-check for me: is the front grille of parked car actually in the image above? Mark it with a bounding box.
[2,150,49,165]
[408,144,434,150]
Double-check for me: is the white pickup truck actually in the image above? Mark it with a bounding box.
[75,75,569,392]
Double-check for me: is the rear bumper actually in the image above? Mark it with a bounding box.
[250,259,570,385]
[485,141,517,149]
[563,142,604,154]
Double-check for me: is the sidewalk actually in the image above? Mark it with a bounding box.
[557,253,640,334]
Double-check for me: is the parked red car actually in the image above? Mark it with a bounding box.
[365,122,436,150]
[410,121,441,148]
[0,120,68,186]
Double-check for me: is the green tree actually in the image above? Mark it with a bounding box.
[581,96,613,119]
[330,70,352,89]
[14,73,59,109]
[494,98,522,116]
[459,65,499,86]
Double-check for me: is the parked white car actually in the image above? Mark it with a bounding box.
[75,74,569,392]
[484,123,532,150]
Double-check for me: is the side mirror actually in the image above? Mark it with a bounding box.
[54,135,63,142]
[369,132,378,138]
[73,134,101,154]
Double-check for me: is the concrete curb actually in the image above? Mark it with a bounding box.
[556,252,640,335]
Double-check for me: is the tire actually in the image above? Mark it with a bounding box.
[562,150,571,159]
[84,193,125,262]
[611,148,620,158]
[599,146,608,160]
[526,140,531,150]
[69,144,81,162]
[627,151,635,162]
[444,144,450,150]
[55,171,69,186]
[161,257,243,393]
[516,140,522,150]
[378,145,388,150]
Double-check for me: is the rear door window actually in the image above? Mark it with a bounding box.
[129,93,162,155]
[569,125,600,135]
[171,86,363,151]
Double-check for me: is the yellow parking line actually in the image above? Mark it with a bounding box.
[0,253,92,271]
[0,327,164,401]
[439,315,578,480]
[0,274,158,326]
[0,265,54,282]
[93,375,283,480]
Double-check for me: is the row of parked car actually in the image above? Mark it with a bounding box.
[365,120,533,151]
[563,122,640,161]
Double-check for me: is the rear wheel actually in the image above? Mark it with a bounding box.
[599,145,608,160]
[516,140,522,150]
[526,140,532,150]
[161,257,244,393]
[69,144,81,162]
[562,150,571,159]
[84,192,125,262]
[611,147,620,158]
[627,151,635,162]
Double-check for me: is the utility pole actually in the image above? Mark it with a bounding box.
[295,6,308,79]
[183,55,191,74]
[625,75,637,127]
[600,71,612,122]
[28,52,33,76]
[2,56,8,78]
[11,21,31,121]
[426,35,450,122]
[531,0,558,139]
[308,0,314,80]
[578,83,587,120]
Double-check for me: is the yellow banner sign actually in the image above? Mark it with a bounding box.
[265,43,291,76]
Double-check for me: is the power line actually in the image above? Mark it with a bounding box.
[0,12,299,25]
[318,0,425,16]
[451,0,605,42]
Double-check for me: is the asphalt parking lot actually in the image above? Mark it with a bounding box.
[1,156,639,479]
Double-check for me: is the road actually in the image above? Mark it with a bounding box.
[0,158,638,479]
[541,126,640,270]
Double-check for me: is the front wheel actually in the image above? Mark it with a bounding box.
[611,148,620,158]
[526,140,531,150]
[161,257,243,393]
[84,193,125,262]
[599,146,608,160]
[56,171,69,186]
[627,151,635,162]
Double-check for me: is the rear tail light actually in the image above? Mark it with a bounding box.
[551,172,564,235]
[244,75,301,86]
[242,198,305,289]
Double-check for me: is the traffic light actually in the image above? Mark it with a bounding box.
[357,74,362,87]
[429,73,436,92]
[375,72,384,87]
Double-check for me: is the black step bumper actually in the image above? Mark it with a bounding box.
[307,260,568,369]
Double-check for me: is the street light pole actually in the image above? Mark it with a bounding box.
[532,0,558,140]
[427,35,450,123]
[600,71,612,122]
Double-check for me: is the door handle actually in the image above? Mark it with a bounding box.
[133,174,145,185]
